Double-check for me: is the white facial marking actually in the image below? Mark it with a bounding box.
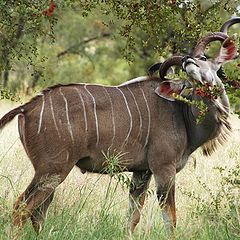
[84,85,99,146]
[75,87,88,132]
[185,63,203,84]
[49,93,61,138]
[117,88,133,147]
[59,88,74,143]
[103,87,116,149]
[139,85,151,148]
[127,86,143,142]
[37,95,45,134]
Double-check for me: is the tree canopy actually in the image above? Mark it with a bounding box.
[0,0,240,114]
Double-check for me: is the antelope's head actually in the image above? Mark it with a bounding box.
[156,31,238,109]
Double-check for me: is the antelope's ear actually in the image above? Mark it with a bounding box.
[148,63,161,76]
[155,80,187,101]
[215,37,238,64]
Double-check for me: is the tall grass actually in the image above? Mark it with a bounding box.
[0,102,239,239]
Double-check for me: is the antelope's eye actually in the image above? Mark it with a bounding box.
[199,56,207,61]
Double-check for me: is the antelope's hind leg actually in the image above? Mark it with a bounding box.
[128,170,152,235]
[30,192,54,233]
[13,177,39,228]
[13,162,75,233]
[153,167,176,235]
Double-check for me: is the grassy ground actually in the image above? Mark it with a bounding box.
[0,101,239,239]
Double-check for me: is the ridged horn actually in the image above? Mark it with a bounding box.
[193,32,228,57]
[220,17,240,34]
[159,56,183,81]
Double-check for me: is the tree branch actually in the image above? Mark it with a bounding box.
[15,17,25,40]
[1,17,25,87]
[57,33,111,58]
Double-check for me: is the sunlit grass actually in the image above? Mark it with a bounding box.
[0,102,239,239]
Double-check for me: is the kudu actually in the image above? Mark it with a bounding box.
[0,19,239,236]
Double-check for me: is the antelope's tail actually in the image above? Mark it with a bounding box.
[0,106,24,130]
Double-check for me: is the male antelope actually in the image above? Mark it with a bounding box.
[0,18,239,236]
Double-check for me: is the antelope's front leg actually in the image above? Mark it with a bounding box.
[153,166,176,235]
[128,170,152,235]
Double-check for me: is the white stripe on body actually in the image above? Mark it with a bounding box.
[59,88,74,143]
[75,87,88,132]
[103,87,116,149]
[84,85,99,146]
[37,95,45,134]
[139,85,151,148]
[74,76,148,88]
[117,87,133,147]
[49,93,61,138]
[127,86,143,143]
[118,76,148,87]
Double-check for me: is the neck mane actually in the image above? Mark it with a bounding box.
[201,99,231,156]
[183,94,231,156]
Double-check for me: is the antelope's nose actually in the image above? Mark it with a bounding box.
[182,56,199,71]
[182,55,192,63]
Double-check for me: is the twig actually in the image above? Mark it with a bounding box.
[57,33,111,58]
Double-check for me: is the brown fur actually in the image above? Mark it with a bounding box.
[0,76,230,236]
[202,113,231,156]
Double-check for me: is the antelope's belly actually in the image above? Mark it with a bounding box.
[75,143,149,173]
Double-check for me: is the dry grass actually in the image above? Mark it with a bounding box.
[0,101,239,239]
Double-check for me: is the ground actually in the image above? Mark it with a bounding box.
[0,101,239,239]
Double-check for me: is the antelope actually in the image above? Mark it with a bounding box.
[0,19,239,236]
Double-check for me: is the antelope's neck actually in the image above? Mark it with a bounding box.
[183,94,230,155]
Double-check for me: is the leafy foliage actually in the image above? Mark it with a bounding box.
[73,0,240,57]
[0,1,239,71]
[0,86,21,102]
[0,1,240,113]
[173,93,209,124]
[0,1,57,67]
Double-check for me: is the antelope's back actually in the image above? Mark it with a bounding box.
[19,80,161,171]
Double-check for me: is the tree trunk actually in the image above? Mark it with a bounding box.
[3,69,9,88]
[2,52,9,87]
[1,17,24,88]
[32,70,42,90]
